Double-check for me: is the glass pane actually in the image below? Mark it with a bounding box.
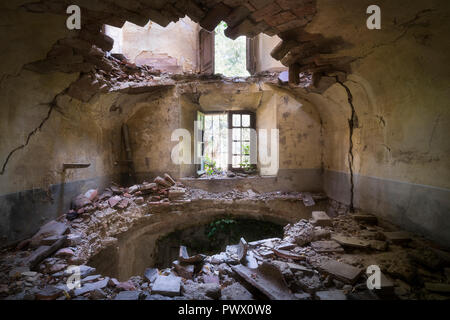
[205,116,211,128]
[220,114,228,129]
[213,116,219,132]
[242,142,250,155]
[232,114,241,127]
[232,128,241,141]
[242,155,250,167]
[242,128,250,141]
[232,156,241,168]
[242,114,250,127]
[233,142,241,155]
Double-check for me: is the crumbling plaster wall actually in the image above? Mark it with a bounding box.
[0,75,131,245]
[0,78,124,246]
[0,6,121,245]
[302,0,450,246]
[105,17,200,73]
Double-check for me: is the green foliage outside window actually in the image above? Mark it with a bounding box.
[205,155,222,175]
[215,21,250,77]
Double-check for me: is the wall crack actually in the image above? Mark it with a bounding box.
[335,77,359,212]
[0,85,73,176]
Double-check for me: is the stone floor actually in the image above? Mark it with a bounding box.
[1,175,449,300]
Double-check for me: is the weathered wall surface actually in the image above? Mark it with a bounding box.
[125,88,182,180]
[105,17,200,73]
[254,86,324,191]
[0,78,123,245]
[303,0,450,246]
[0,73,126,245]
[125,83,324,192]
[255,34,287,73]
[0,4,119,245]
[2,0,449,249]
[256,92,278,176]
[179,96,201,178]
[276,89,322,174]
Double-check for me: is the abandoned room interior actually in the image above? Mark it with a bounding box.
[0,0,449,303]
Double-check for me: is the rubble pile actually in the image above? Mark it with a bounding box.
[66,173,184,222]
[1,180,450,300]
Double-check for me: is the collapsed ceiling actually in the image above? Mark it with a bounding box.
[21,0,353,101]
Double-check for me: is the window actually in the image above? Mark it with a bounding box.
[214,22,250,77]
[196,111,256,175]
[228,111,256,171]
[204,113,228,171]
[200,22,254,77]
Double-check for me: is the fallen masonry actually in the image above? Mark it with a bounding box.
[0,175,449,301]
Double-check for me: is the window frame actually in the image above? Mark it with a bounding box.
[227,111,256,172]
[195,111,206,176]
[199,25,257,76]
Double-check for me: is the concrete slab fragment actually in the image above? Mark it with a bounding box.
[273,248,305,261]
[316,290,347,300]
[238,237,248,262]
[231,262,295,300]
[221,282,254,300]
[331,235,371,249]
[311,240,344,253]
[383,231,411,245]
[318,259,362,284]
[74,277,109,296]
[144,268,158,283]
[311,211,332,227]
[115,291,142,300]
[152,275,181,297]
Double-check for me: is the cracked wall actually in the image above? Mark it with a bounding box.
[303,0,450,246]
[0,0,449,249]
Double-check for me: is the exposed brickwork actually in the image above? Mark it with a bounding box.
[21,0,351,92]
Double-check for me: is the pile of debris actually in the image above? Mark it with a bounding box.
[66,173,185,222]
[1,203,450,300]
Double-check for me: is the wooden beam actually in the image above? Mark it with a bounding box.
[289,64,300,85]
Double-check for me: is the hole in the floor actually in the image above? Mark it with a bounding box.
[88,217,285,280]
[154,218,284,268]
